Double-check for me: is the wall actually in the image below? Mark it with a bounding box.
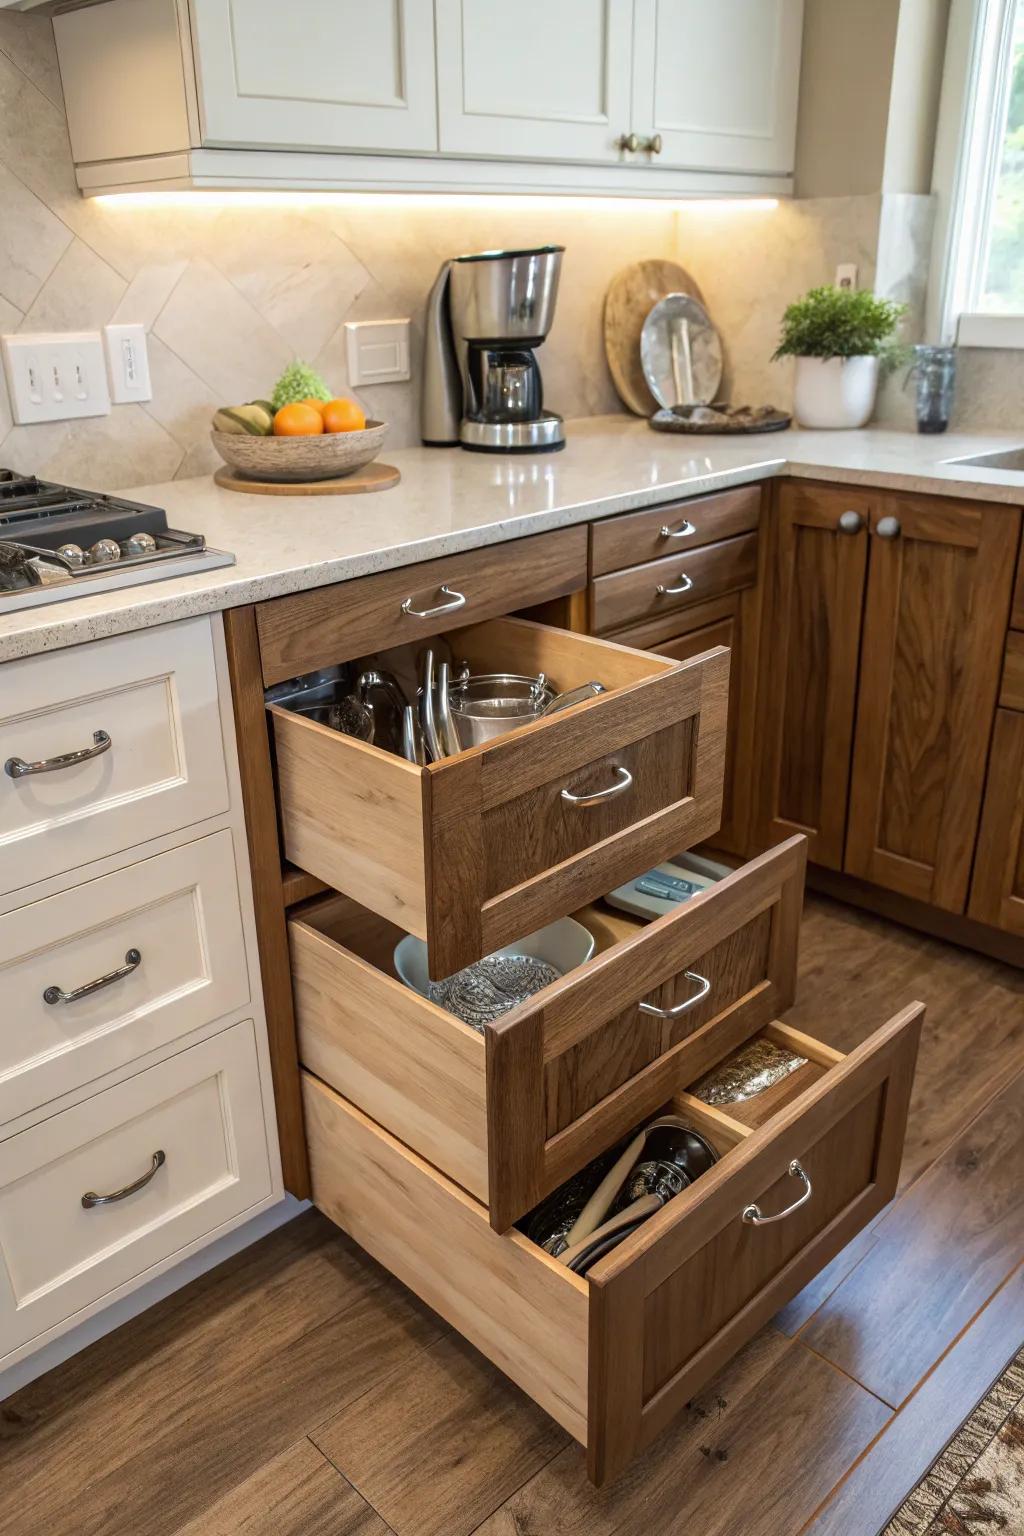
[794,0,901,198]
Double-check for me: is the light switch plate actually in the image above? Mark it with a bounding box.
[1,332,111,424]
[344,319,411,386]
[104,323,152,402]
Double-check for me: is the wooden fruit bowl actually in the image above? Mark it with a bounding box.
[211,420,388,482]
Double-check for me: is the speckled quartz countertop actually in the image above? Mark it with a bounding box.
[3,415,1024,662]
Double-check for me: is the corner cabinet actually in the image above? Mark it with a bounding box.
[754,480,1023,924]
[54,0,802,196]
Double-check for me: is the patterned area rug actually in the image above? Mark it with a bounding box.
[883,1345,1024,1534]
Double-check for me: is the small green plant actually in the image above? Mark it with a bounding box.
[271,361,331,409]
[773,286,907,368]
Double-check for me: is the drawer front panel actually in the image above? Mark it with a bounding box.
[0,1021,272,1360]
[481,718,693,900]
[591,486,762,576]
[0,618,229,898]
[1001,630,1024,711]
[275,617,730,980]
[0,832,250,1124]
[292,837,807,1232]
[586,1004,922,1484]
[256,526,588,685]
[590,532,759,636]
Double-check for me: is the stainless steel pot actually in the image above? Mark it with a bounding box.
[448,671,554,748]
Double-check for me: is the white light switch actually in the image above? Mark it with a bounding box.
[344,319,411,386]
[1,332,110,424]
[104,323,152,403]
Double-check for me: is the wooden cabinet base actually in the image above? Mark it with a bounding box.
[808,863,1024,968]
[303,1002,922,1486]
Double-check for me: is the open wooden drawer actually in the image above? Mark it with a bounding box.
[291,838,806,1231]
[303,1002,922,1486]
[269,616,728,979]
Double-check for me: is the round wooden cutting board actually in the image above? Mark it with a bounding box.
[213,461,401,495]
[604,259,707,416]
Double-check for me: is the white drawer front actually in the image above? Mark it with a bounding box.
[0,617,229,897]
[0,1020,271,1359]
[0,831,250,1124]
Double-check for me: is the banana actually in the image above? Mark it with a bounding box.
[212,403,273,436]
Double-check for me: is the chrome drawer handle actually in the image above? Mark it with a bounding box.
[742,1161,812,1226]
[401,585,467,619]
[561,765,633,807]
[656,573,694,597]
[82,1149,165,1209]
[6,728,111,780]
[659,519,696,539]
[44,948,142,1006]
[639,971,711,1018]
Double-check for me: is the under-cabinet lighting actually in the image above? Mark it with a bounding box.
[93,190,780,213]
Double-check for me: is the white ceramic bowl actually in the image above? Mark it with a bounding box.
[211,419,388,482]
[394,917,596,1005]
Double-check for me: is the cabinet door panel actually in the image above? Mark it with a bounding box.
[968,710,1024,938]
[845,498,1022,911]
[436,0,634,162]
[754,483,870,868]
[191,0,438,151]
[632,0,803,172]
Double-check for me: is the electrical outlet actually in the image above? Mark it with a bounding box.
[104,323,152,403]
[835,263,859,291]
[344,319,411,385]
[1,332,111,424]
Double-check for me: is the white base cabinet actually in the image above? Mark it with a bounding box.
[0,1021,273,1360]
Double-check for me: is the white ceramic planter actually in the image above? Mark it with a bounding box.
[792,355,879,429]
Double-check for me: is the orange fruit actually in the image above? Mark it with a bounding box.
[298,397,327,416]
[273,402,324,436]
[322,398,366,433]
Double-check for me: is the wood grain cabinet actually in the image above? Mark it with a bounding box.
[755,482,1022,914]
[969,709,1024,937]
[585,486,763,856]
[753,481,872,868]
[304,1000,921,1486]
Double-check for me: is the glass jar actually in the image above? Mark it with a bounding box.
[912,345,957,434]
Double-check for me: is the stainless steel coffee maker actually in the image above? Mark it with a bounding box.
[421,245,565,453]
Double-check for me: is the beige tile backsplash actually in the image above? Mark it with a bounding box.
[0,15,1013,491]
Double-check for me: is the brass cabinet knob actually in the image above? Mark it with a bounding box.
[616,132,640,153]
[643,133,663,155]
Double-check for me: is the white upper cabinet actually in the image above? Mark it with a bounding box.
[632,0,804,173]
[54,0,803,192]
[435,0,634,163]
[189,0,438,152]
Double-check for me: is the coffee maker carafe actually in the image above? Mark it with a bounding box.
[421,245,565,453]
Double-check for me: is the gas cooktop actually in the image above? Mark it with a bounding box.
[0,471,234,612]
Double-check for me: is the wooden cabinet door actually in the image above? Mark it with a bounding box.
[753,482,871,869]
[631,0,803,173]
[845,496,1022,911]
[190,0,438,152]
[968,710,1024,938]
[435,0,634,162]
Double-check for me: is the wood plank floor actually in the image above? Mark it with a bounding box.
[2,893,1022,1536]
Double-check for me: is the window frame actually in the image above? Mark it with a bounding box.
[929,0,1024,346]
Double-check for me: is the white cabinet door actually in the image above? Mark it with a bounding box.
[632,0,804,173]
[436,0,634,163]
[189,0,438,152]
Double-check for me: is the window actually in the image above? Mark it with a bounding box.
[935,0,1024,344]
